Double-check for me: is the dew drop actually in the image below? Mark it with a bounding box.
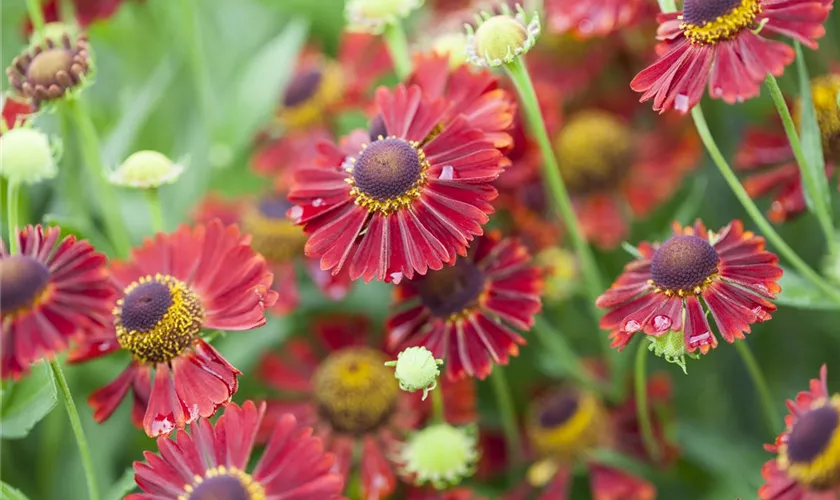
[288,205,303,222]
[390,272,404,284]
[674,94,690,113]
[623,319,642,333]
[712,87,724,97]
[653,315,672,333]
[439,165,455,181]
[313,197,324,207]
[149,415,175,436]
[751,305,767,320]
[187,404,200,420]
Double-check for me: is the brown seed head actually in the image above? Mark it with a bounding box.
[6,33,91,109]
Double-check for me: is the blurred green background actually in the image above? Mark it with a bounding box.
[2,0,840,499]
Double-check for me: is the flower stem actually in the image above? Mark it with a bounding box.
[764,74,838,258]
[690,106,840,304]
[144,188,165,233]
[49,359,99,500]
[383,22,412,80]
[25,0,47,37]
[179,0,212,120]
[431,385,445,423]
[734,341,782,434]
[6,181,21,253]
[66,99,132,257]
[634,342,661,463]
[490,366,524,471]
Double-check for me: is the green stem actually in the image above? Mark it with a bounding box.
[66,99,132,257]
[179,0,212,120]
[6,181,21,253]
[490,366,523,471]
[145,188,165,233]
[634,342,661,463]
[26,0,46,37]
[764,75,838,258]
[383,22,412,80]
[690,106,840,304]
[734,341,782,434]
[49,359,99,500]
[431,385,445,423]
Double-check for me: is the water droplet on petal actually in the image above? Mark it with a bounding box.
[712,87,724,97]
[653,315,672,333]
[187,404,200,420]
[736,96,744,103]
[288,205,303,222]
[390,272,403,284]
[439,165,455,181]
[675,94,690,112]
[313,198,324,207]
[751,305,767,320]
[150,415,174,436]
[623,319,642,333]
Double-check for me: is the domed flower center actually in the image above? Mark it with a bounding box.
[184,466,265,500]
[312,347,399,434]
[283,68,322,108]
[780,399,840,489]
[241,195,305,262]
[115,274,205,364]
[681,0,761,45]
[554,111,633,193]
[26,49,74,88]
[527,390,604,459]
[650,235,720,294]
[348,137,429,214]
[417,260,487,319]
[0,255,51,315]
[795,74,840,161]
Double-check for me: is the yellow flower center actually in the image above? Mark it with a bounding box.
[278,63,343,130]
[346,137,430,215]
[794,74,840,161]
[649,235,720,297]
[115,274,205,364]
[0,255,52,318]
[778,395,840,490]
[527,389,605,461]
[312,347,399,434]
[180,466,265,500]
[680,0,761,45]
[554,111,633,193]
[241,195,306,262]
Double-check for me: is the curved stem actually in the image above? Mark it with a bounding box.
[145,188,165,233]
[25,0,46,37]
[634,342,661,463]
[49,360,99,500]
[764,75,837,258]
[6,181,20,253]
[490,366,523,472]
[690,106,840,304]
[383,22,412,80]
[734,341,782,434]
[66,99,132,257]
[431,384,445,423]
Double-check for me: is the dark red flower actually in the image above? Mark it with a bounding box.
[1,95,32,134]
[597,220,783,354]
[258,315,416,500]
[70,221,278,437]
[251,126,331,184]
[545,0,646,38]
[736,72,840,223]
[760,365,840,499]
[288,84,505,283]
[128,401,345,500]
[1,225,114,380]
[386,232,542,380]
[631,0,832,113]
[407,486,487,500]
[24,0,131,32]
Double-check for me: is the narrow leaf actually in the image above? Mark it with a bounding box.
[0,481,30,500]
[621,241,643,259]
[0,363,58,439]
[776,267,840,310]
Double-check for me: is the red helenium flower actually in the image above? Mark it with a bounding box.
[1,225,114,380]
[597,220,783,354]
[386,232,542,380]
[630,0,833,113]
[760,365,840,499]
[24,0,132,32]
[288,84,505,283]
[70,221,278,437]
[545,0,647,38]
[128,401,345,500]
[1,95,32,134]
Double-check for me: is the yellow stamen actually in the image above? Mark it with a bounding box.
[681,0,761,45]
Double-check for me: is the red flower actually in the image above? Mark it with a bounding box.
[597,220,783,354]
[1,225,114,380]
[545,0,646,38]
[193,192,351,313]
[128,401,345,500]
[408,486,487,500]
[288,84,505,283]
[736,72,840,223]
[1,95,32,134]
[24,0,131,32]
[759,365,840,499]
[386,232,542,380]
[70,221,278,437]
[251,126,331,183]
[258,315,417,500]
[630,0,832,113]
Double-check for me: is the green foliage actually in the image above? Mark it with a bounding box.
[0,363,57,439]
[777,267,840,310]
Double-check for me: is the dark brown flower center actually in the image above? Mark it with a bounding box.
[538,391,580,428]
[682,0,743,26]
[115,274,205,364]
[417,260,487,318]
[312,347,399,434]
[0,255,50,314]
[283,68,322,108]
[651,235,720,293]
[26,49,74,88]
[787,406,839,464]
[241,195,304,262]
[554,111,633,193]
[352,138,423,202]
[188,475,250,500]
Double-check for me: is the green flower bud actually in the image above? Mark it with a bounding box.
[648,331,700,374]
[346,0,424,34]
[465,4,540,68]
[385,346,443,400]
[0,127,59,185]
[430,32,469,70]
[397,423,479,489]
[109,150,185,189]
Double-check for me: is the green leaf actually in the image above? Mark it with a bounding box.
[0,481,30,500]
[0,362,58,439]
[621,241,642,259]
[794,42,832,216]
[776,267,840,310]
[105,468,137,500]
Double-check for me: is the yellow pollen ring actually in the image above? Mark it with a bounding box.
[241,204,306,262]
[680,0,762,45]
[179,465,266,500]
[648,273,718,298]
[777,395,840,490]
[345,137,430,215]
[527,392,605,460]
[278,63,344,131]
[115,274,205,365]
